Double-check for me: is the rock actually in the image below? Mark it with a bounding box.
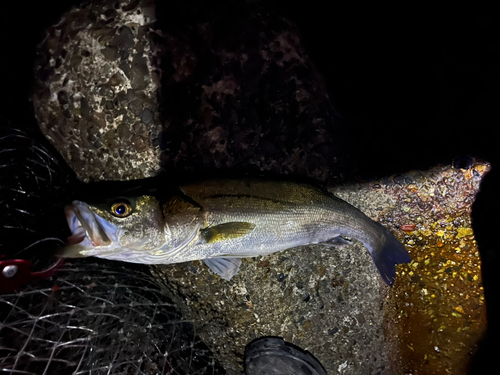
[80,97,91,117]
[32,0,160,182]
[156,238,387,375]
[117,123,132,139]
[101,46,118,61]
[116,27,135,50]
[57,90,69,105]
[86,132,102,149]
[32,1,487,374]
[129,58,150,90]
[128,99,143,116]
[132,122,146,135]
[103,129,117,148]
[96,84,114,98]
[141,108,154,124]
[70,54,82,68]
[132,134,148,152]
[154,163,488,375]
[108,72,124,86]
[119,60,131,77]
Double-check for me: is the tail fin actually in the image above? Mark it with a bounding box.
[371,223,411,286]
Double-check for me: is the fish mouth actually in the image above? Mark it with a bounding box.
[64,201,114,248]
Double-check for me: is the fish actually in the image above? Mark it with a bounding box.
[61,178,411,285]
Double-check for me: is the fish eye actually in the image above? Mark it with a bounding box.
[111,200,132,218]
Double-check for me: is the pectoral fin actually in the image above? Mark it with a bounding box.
[201,222,256,244]
[204,258,242,280]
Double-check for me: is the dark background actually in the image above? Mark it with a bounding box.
[2,2,498,172]
[1,1,498,373]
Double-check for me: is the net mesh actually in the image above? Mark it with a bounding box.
[1,260,224,374]
[0,125,225,374]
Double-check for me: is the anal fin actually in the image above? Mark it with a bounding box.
[204,258,242,280]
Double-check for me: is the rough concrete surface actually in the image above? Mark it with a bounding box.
[154,223,390,375]
[153,162,487,375]
[152,4,354,184]
[31,1,487,374]
[33,0,161,182]
[32,2,388,373]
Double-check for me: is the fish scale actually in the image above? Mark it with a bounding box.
[61,178,411,285]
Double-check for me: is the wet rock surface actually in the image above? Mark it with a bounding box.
[28,1,491,374]
[154,162,488,374]
[382,162,488,375]
[32,0,161,182]
[31,2,379,373]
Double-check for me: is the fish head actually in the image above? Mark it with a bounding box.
[61,195,166,262]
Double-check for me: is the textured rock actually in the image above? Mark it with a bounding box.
[28,2,404,374]
[154,162,488,374]
[32,0,161,182]
[153,2,354,184]
[155,242,388,375]
[30,1,487,374]
[153,182,396,374]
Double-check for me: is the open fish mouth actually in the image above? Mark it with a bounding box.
[65,201,113,248]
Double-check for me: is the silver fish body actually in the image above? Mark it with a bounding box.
[62,179,411,285]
